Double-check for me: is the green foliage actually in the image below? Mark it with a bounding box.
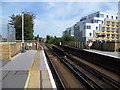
[9,11,36,40]
[45,34,76,45]
[34,36,42,41]
[62,34,76,42]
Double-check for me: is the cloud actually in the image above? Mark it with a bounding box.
[34,2,118,38]
[1,2,119,38]
[2,0,120,2]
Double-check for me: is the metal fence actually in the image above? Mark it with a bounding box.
[7,24,16,42]
[1,22,16,42]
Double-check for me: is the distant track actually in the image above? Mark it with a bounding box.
[49,45,120,89]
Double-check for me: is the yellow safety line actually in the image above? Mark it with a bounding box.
[24,51,37,89]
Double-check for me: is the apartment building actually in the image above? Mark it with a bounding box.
[75,11,119,42]
[63,26,74,36]
[118,1,120,41]
[63,11,120,42]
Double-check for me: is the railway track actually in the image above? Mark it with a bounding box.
[61,46,120,75]
[41,44,65,89]
[46,44,120,89]
[42,44,85,89]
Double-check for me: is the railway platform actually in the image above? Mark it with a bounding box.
[84,49,120,58]
[1,49,56,89]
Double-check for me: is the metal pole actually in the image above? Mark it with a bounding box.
[22,12,25,53]
[7,23,9,42]
[14,27,16,42]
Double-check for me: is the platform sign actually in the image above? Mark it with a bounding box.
[26,43,30,46]
[29,43,32,46]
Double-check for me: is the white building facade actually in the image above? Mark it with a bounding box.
[63,26,75,36]
[63,11,119,42]
[118,1,120,42]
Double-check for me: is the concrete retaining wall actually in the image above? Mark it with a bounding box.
[91,42,120,51]
[0,42,21,60]
[64,41,120,51]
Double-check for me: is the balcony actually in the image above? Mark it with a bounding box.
[95,39,101,40]
[111,24,116,26]
[102,39,106,40]
[88,38,94,40]
[102,30,106,31]
[111,33,116,35]
[95,32,100,34]
[101,32,106,34]
[106,19,118,22]
[106,33,111,34]
[111,36,115,38]
[111,30,116,32]
[106,36,110,38]
[111,27,118,28]
[106,30,111,32]
[106,24,111,25]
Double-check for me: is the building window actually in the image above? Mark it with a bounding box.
[107,21,110,24]
[91,19,94,23]
[112,22,115,25]
[84,25,86,29]
[116,17,118,20]
[111,16,113,19]
[112,34,115,36]
[96,26,98,30]
[87,25,91,29]
[106,15,109,18]
[112,28,115,30]
[89,33,92,36]
[101,21,104,24]
[96,14,99,17]
[102,27,105,30]
[100,14,104,18]
[94,20,100,23]
[107,34,110,36]
[107,28,110,30]
[94,20,97,23]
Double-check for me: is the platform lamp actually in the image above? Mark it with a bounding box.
[21,12,25,53]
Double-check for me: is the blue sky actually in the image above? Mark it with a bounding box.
[1,1,118,38]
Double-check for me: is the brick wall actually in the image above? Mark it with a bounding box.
[0,42,21,60]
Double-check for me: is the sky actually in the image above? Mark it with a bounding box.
[1,1,119,38]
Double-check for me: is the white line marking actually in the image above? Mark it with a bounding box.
[42,50,57,88]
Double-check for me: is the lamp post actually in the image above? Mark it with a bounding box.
[21,12,25,53]
[7,23,9,42]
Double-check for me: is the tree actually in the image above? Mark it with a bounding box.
[62,34,76,42]
[45,35,76,46]
[9,11,36,40]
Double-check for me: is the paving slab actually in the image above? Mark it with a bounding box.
[41,70,52,88]
[26,51,40,88]
[1,50,36,88]
[2,71,28,88]
[2,50,36,71]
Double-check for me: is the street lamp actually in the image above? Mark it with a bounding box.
[21,12,25,53]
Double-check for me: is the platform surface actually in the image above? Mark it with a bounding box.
[1,49,56,89]
[84,49,120,59]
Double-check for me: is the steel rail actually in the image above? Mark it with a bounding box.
[42,44,65,89]
[52,45,120,89]
[46,45,104,89]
